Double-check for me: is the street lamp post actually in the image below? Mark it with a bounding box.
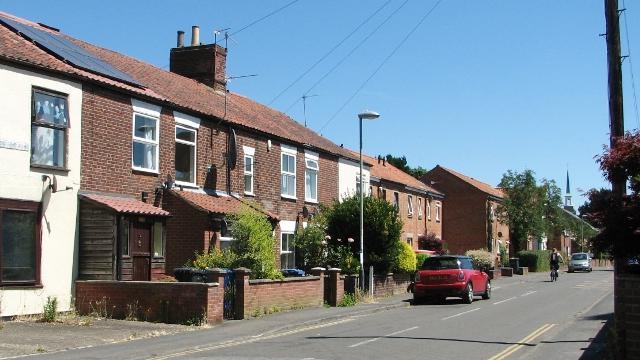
[358,110,380,291]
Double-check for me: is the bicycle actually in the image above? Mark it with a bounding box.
[550,268,558,281]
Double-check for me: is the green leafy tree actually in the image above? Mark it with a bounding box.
[384,154,428,179]
[581,130,640,261]
[229,207,282,279]
[498,170,547,253]
[325,195,403,273]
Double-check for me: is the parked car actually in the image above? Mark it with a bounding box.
[413,255,491,304]
[568,253,592,272]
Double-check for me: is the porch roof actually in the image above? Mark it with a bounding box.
[80,192,170,217]
[170,190,278,220]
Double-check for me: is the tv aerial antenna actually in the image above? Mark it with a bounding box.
[302,94,318,127]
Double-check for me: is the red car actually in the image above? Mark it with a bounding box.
[413,255,491,304]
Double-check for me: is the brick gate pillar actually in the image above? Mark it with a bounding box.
[234,267,251,320]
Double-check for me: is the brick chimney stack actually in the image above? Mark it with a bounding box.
[170,26,227,91]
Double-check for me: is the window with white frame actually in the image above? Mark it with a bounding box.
[393,192,399,210]
[219,218,234,251]
[281,145,297,198]
[435,201,442,222]
[407,236,413,247]
[407,195,414,217]
[175,126,196,184]
[427,200,432,220]
[243,146,255,195]
[31,88,69,169]
[417,198,423,219]
[132,100,160,172]
[305,151,319,202]
[280,232,295,269]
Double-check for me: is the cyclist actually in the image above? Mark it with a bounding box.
[550,248,563,279]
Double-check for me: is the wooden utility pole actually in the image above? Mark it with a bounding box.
[604,0,626,358]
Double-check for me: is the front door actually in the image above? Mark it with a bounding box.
[130,220,152,281]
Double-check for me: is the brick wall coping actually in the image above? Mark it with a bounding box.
[248,276,321,285]
[75,280,220,287]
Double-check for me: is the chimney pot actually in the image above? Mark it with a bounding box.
[191,26,200,46]
[177,30,185,48]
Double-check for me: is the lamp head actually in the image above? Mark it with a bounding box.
[358,110,380,120]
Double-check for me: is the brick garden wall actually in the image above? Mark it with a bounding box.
[370,273,412,298]
[75,280,224,324]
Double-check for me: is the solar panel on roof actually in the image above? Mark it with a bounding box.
[0,16,143,87]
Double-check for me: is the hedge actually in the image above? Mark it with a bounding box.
[516,250,551,272]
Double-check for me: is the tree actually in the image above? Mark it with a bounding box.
[384,154,429,179]
[581,130,640,262]
[324,195,403,273]
[498,170,547,253]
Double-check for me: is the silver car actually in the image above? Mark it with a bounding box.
[568,253,592,272]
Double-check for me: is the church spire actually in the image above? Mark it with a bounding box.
[564,169,575,213]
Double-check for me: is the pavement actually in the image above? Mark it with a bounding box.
[0,270,612,359]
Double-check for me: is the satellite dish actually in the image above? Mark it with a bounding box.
[228,128,237,170]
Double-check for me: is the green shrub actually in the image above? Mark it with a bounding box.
[517,250,551,272]
[192,248,238,269]
[465,249,494,270]
[229,207,282,280]
[327,245,361,275]
[293,213,328,272]
[394,241,416,273]
[499,243,509,267]
[415,253,430,270]
[41,296,57,323]
[339,293,358,307]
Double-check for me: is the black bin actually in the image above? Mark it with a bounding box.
[509,258,520,269]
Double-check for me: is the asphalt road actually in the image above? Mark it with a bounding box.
[31,269,613,360]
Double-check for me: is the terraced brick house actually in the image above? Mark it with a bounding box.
[422,165,509,259]
[356,153,444,251]
[0,12,359,314]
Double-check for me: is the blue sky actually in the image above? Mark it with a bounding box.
[3,1,639,209]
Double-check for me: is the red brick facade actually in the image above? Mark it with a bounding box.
[423,166,509,257]
[80,83,340,273]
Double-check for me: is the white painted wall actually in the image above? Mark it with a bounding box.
[338,157,371,201]
[0,64,82,316]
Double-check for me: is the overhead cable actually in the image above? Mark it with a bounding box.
[319,0,444,133]
[231,0,301,37]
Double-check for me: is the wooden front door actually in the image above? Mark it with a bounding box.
[130,220,152,281]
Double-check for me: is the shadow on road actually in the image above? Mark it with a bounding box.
[306,335,537,347]
[578,312,614,360]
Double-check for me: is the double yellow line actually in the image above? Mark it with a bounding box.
[488,323,556,360]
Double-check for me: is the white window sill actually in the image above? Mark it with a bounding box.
[305,198,318,204]
[244,192,255,197]
[281,194,297,200]
[132,167,159,175]
[175,181,198,189]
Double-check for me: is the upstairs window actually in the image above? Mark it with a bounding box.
[407,195,414,217]
[305,152,319,202]
[427,200,432,220]
[0,200,40,286]
[393,192,399,210]
[418,198,423,219]
[243,146,255,195]
[31,88,68,169]
[132,113,159,172]
[281,145,297,198]
[435,201,442,222]
[175,126,196,184]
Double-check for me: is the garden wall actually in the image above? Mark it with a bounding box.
[370,273,411,298]
[234,268,325,318]
[75,279,224,325]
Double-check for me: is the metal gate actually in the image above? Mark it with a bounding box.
[223,270,236,319]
